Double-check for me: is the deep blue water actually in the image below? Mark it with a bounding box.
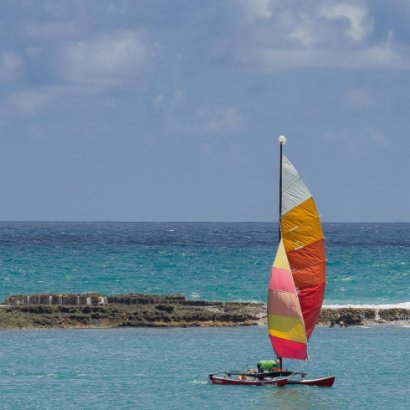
[0,222,409,409]
[0,326,409,410]
[0,222,409,305]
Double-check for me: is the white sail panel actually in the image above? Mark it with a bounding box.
[282,155,311,214]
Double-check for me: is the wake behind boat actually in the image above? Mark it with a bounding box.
[209,136,335,387]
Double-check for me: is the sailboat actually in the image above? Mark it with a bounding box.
[209,136,335,387]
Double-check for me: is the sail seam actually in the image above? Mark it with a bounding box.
[290,260,326,272]
[269,288,299,295]
[283,215,320,232]
[282,174,305,193]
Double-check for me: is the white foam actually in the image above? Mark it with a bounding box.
[324,302,410,310]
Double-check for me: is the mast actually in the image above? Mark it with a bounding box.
[278,135,286,239]
[277,134,286,370]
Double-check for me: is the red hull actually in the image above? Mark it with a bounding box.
[210,374,288,387]
[288,375,335,387]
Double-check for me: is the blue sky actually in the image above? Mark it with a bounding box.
[0,0,409,222]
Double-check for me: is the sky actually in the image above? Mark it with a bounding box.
[1,0,410,222]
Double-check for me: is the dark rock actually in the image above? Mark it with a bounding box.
[0,293,409,329]
[155,304,174,313]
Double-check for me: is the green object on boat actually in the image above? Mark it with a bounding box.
[257,359,279,372]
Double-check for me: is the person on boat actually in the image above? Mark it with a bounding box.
[257,359,280,373]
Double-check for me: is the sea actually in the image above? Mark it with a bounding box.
[0,222,409,409]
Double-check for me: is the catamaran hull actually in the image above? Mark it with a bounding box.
[255,371,335,387]
[216,371,335,387]
[209,374,288,387]
[287,375,335,387]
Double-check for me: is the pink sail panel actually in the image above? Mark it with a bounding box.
[267,240,307,360]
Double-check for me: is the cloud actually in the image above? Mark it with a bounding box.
[289,27,316,47]
[366,130,387,147]
[0,88,58,125]
[0,52,22,83]
[218,0,410,71]
[0,84,89,122]
[196,108,245,133]
[8,90,53,115]
[353,128,388,152]
[320,3,371,42]
[249,40,404,70]
[157,106,246,138]
[24,21,80,41]
[153,90,185,111]
[61,31,151,87]
[344,88,376,110]
[237,0,273,21]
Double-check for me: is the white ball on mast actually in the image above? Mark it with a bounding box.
[278,135,287,145]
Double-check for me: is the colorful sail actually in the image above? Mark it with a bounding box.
[280,155,326,340]
[268,154,326,360]
[268,240,308,360]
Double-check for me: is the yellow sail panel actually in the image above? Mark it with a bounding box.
[272,239,291,270]
[281,197,319,233]
[282,216,323,252]
[267,313,307,344]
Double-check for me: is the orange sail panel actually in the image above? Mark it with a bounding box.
[268,240,307,360]
[281,155,326,340]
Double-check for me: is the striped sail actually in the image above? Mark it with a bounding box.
[268,155,326,360]
[268,240,308,359]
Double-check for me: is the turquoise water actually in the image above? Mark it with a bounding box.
[0,222,409,305]
[0,326,409,409]
[0,222,409,409]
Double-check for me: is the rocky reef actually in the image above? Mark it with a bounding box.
[319,306,410,326]
[0,293,265,329]
[0,293,409,329]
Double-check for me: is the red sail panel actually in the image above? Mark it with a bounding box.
[269,335,307,360]
[287,239,326,288]
[297,284,326,339]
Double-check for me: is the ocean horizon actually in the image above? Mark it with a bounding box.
[0,221,409,409]
[0,221,408,306]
